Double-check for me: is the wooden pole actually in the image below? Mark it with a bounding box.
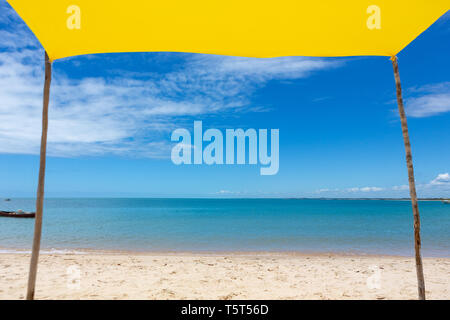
[26,51,52,300]
[391,56,426,300]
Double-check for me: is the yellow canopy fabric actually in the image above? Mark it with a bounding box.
[7,0,449,61]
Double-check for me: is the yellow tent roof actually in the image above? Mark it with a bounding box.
[7,0,449,61]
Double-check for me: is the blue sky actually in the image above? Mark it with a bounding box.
[0,2,449,198]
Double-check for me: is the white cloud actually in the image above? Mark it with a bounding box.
[0,2,19,25]
[344,186,384,193]
[405,82,450,118]
[392,184,409,191]
[0,29,37,49]
[316,186,384,194]
[216,190,236,194]
[429,173,450,186]
[413,173,450,197]
[315,173,450,198]
[0,8,341,158]
[189,55,341,82]
[359,187,384,192]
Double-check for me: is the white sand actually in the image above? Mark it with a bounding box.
[0,252,449,300]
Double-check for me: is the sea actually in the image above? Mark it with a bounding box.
[0,198,449,257]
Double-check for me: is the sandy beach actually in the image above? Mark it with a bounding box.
[0,252,448,300]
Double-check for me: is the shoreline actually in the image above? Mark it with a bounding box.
[1,251,449,300]
[1,247,449,259]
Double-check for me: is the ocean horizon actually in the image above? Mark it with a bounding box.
[1,198,449,257]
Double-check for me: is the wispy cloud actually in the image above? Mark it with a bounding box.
[215,190,239,195]
[345,186,384,193]
[316,173,450,197]
[428,172,450,186]
[392,185,409,191]
[418,173,450,196]
[405,82,450,118]
[0,2,341,158]
[314,186,385,196]
[0,1,19,25]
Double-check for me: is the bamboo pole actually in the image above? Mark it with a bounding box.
[391,56,426,300]
[26,52,52,300]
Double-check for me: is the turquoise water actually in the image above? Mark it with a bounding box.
[0,198,449,256]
